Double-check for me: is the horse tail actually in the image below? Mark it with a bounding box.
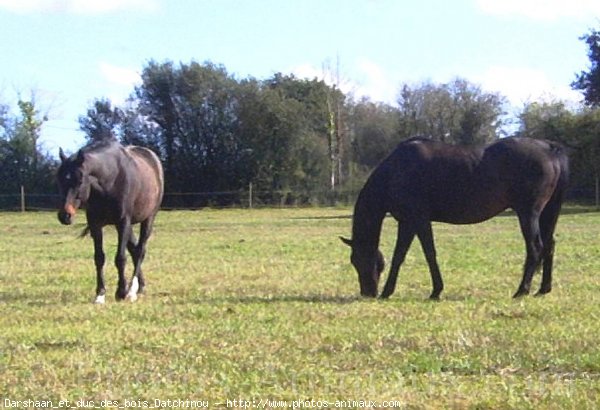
[551,142,570,201]
[540,143,569,241]
[79,225,91,239]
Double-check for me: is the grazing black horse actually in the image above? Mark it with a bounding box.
[341,137,569,300]
[57,140,164,303]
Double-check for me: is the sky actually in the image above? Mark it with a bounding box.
[0,0,599,154]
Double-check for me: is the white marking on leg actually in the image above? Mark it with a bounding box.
[94,294,106,304]
[126,276,139,302]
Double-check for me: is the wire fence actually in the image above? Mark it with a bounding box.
[0,187,361,212]
[0,186,598,212]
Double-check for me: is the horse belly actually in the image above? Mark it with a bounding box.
[430,192,509,224]
[131,191,160,223]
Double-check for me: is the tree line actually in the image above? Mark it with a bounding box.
[2,27,600,207]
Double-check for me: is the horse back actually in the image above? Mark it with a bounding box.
[374,137,567,224]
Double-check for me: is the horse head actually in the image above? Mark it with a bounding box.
[340,237,385,297]
[57,148,91,225]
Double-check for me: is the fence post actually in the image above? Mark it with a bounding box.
[594,173,600,211]
[248,182,253,209]
[20,185,25,212]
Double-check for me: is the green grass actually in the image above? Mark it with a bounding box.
[1,207,600,408]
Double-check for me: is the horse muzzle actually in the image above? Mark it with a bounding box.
[58,203,77,225]
[360,289,378,298]
[359,278,378,298]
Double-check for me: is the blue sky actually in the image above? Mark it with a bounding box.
[0,0,599,154]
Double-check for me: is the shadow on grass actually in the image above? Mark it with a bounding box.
[291,214,352,221]
[492,205,599,218]
[0,291,72,306]
[290,205,599,222]
[164,291,484,305]
[191,293,363,305]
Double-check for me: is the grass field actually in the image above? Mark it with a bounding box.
[1,207,600,409]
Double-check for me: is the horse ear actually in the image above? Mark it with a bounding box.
[75,149,85,165]
[59,148,67,162]
[339,236,353,247]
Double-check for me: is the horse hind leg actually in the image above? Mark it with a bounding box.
[115,219,132,301]
[514,210,544,298]
[125,229,140,302]
[126,218,154,302]
[536,197,562,296]
[537,236,555,296]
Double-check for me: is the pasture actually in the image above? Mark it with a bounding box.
[1,208,599,408]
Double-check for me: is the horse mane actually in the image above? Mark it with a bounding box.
[76,139,123,240]
[79,138,121,155]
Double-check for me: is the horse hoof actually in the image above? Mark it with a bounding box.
[534,289,551,297]
[512,290,529,298]
[125,277,140,302]
[380,287,395,299]
[93,294,106,304]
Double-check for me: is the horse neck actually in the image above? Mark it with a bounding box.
[85,148,122,185]
[352,185,386,251]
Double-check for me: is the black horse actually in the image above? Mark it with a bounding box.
[57,140,164,303]
[341,137,569,300]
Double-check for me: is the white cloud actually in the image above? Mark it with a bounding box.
[98,62,140,104]
[290,59,399,104]
[100,62,140,87]
[290,63,322,81]
[0,0,159,14]
[288,61,583,108]
[476,0,600,21]
[289,63,356,95]
[475,66,582,105]
[353,59,396,104]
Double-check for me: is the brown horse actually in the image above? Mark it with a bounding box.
[57,140,164,303]
[341,137,569,300]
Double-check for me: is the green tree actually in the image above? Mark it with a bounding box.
[79,98,123,142]
[0,99,8,134]
[262,73,343,191]
[573,109,600,204]
[11,100,46,191]
[348,98,400,173]
[572,28,600,107]
[397,78,506,144]
[571,28,600,204]
[237,75,330,198]
[516,100,600,204]
[515,100,586,147]
[78,62,339,202]
[0,97,56,196]
[134,60,242,193]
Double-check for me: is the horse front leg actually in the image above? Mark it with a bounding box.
[115,219,131,301]
[90,225,106,304]
[416,221,444,300]
[380,224,416,299]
